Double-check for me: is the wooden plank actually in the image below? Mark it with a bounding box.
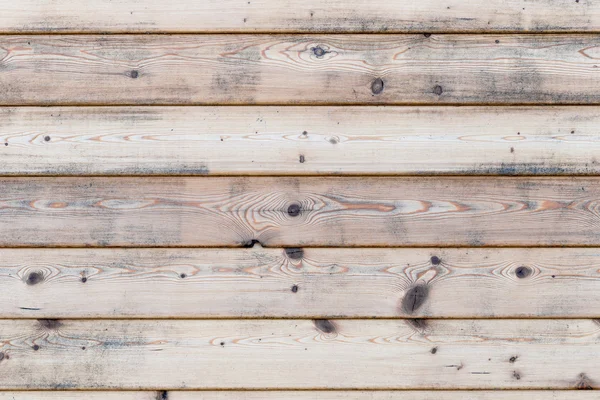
[0,392,598,400]
[1,35,600,105]
[6,248,600,318]
[2,106,599,176]
[1,177,600,247]
[1,0,599,33]
[0,319,598,389]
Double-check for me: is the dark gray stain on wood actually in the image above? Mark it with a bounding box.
[0,352,4,362]
[513,371,521,380]
[313,319,336,334]
[509,355,518,363]
[402,284,429,314]
[371,78,384,95]
[26,271,44,286]
[287,203,301,217]
[577,373,594,389]
[285,247,304,259]
[157,391,168,400]
[515,266,532,279]
[38,319,63,330]
[406,318,428,332]
[433,85,443,95]
[242,239,262,248]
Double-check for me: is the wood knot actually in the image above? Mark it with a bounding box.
[509,356,518,363]
[424,33,431,37]
[430,347,438,354]
[513,371,521,380]
[299,154,305,163]
[287,203,301,217]
[291,284,299,293]
[433,85,443,96]
[371,78,384,95]
[285,248,304,260]
[32,344,40,351]
[44,136,51,142]
[0,352,4,362]
[515,266,532,279]
[430,256,441,265]
[402,285,429,314]
[313,319,336,334]
[26,271,44,286]
[312,46,326,57]
[130,70,139,79]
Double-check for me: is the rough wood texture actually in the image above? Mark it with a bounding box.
[2,106,599,175]
[6,248,600,318]
[0,392,598,400]
[0,0,598,33]
[1,177,600,247]
[0,319,598,389]
[1,35,600,105]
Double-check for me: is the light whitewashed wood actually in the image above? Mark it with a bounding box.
[1,177,600,247]
[0,392,598,400]
[6,247,600,318]
[1,106,598,175]
[0,0,598,33]
[0,319,598,389]
[0,394,157,400]
[1,35,600,105]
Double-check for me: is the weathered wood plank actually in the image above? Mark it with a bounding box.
[1,106,598,175]
[7,248,600,318]
[0,392,598,400]
[0,319,598,389]
[1,35,600,105]
[1,177,600,247]
[0,0,598,33]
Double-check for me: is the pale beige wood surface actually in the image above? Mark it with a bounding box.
[2,177,600,247]
[0,0,598,33]
[1,35,600,105]
[6,247,600,318]
[1,392,599,400]
[1,106,599,175]
[0,319,598,389]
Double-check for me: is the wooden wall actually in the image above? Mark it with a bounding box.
[0,1,599,398]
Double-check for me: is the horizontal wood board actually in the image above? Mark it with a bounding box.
[0,319,598,389]
[1,106,599,175]
[1,35,600,105]
[5,247,600,318]
[0,0,599,33]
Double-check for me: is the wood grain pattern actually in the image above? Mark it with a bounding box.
[6,247,600,318]
[0,0,599,33]
[2,177,600,247]
[0,319,598,389]
[0,392,598,400]
[2,106,599,175]
[2,35,600,105]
